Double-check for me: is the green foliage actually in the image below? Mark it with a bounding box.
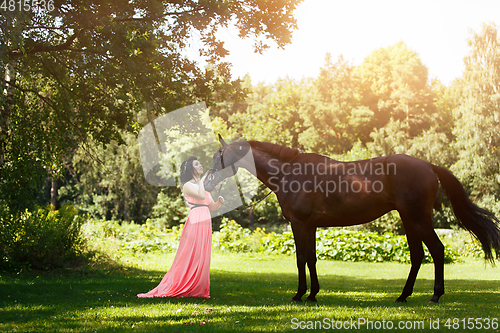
[436,229,484,260]
[150,189,188,228]
[263,229,460,264]
[262,230,296,255]
[333,139,374,161]
[251,192,288,226]
[213,218,253,252]
[477,194,500,218]
[84,218,469,264]
[220,78,305,148]
[0,204,87,270]
[83,219,183,256]
[217,41,456,165]
[69,132,160,222]
[1,0,301,149]
[432,204,456,229]
[299,54,358,154]
[368,118,409,155]
[362,210,405,235]
[212,218,272,253]
[451,23,500,198]
[118,221,179,254]
[0,88,62,210]
[1,0,301,218]
[355,41,437,134]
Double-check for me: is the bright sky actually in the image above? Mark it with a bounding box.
[212,0,500,86]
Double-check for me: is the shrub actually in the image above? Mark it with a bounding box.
[83,219,185,255]
[212,218,273,253]
[212,218,253,252]
[119,220,179,253]
[262,228,460,263]
[150,190,188,228]
[81,217,463,264]
[361,210,404,235]
[0,204,87,270]
[436,229,483,260]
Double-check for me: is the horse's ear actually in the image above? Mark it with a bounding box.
[218,134,228,148]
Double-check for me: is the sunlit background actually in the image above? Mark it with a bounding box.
[212,0,500,85]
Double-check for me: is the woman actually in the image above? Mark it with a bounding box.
[137,156,224,298]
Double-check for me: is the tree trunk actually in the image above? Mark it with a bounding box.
[248,206,254,227]
[0,61,17,175]
[50,177,59,210]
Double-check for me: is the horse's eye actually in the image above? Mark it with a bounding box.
[209,174,214,181]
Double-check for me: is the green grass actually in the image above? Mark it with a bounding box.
[1,252,499,332]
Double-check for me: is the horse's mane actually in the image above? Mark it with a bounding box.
[248,141,300,162]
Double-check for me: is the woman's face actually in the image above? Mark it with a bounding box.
[192,159,203,177]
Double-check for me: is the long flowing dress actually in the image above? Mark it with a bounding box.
[137,182,213,298]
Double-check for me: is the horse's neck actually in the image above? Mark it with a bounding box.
[250,149,288,188]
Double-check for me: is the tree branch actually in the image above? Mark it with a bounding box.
[7,5,202,59]
[5,78,106,165]
[112,8,200,23]
[5,79,84,142]
[9,29,85,59]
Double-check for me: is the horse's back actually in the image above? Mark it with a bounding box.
[279,153,438,227]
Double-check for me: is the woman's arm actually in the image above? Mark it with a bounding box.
[182,173,209,200]
[209,196,224,211]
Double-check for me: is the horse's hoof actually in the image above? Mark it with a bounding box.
[428,300,439,305]
[292,297,303,303]
[306,296,317,302]
[395,298,407,303]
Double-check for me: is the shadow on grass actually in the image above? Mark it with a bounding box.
[1,261,499,332]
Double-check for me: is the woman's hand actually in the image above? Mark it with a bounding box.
[209,195,224,211]
[201,170,211,183]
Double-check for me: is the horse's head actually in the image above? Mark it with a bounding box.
[204,134,252,192]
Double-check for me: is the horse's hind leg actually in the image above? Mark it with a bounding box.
[306,226,319,302]
[417,225,445,303]
[396,220,425,302]
[291,221,308,302]
[398,211,445,303]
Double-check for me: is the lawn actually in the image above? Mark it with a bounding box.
[1,251,499,332]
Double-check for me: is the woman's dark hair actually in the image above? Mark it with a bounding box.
[179,156,198,185]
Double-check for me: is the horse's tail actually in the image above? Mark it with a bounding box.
[432,165,500,263]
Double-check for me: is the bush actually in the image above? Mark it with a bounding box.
[361,211,404,235]
[432,204,456,229]
[213,218,252,252]
[212,218,273,253]
[0,204,87,270]
[81,218,464,264]
[118,220,180,253]
[262,228,460,263]
[436,229,483,260]
[150,190,188,228]
[83,219,183,255]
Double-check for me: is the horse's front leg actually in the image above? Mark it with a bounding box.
[291,222,307,302]
[306,226,319,302]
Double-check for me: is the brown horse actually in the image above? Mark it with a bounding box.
[205,135,500,304]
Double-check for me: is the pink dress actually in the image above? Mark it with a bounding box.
[137,183,213,298]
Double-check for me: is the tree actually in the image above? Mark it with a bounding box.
[355,41,437,138]
[367,118,408,156]
[298,54,357,154]
[69,132,160,222]
[226,77,305,147]
[451,23,500,198]
[0,0,301,209]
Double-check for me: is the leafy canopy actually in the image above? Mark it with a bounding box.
[0,0,301,207]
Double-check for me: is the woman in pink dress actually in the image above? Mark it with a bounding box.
[137,156,224,299]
